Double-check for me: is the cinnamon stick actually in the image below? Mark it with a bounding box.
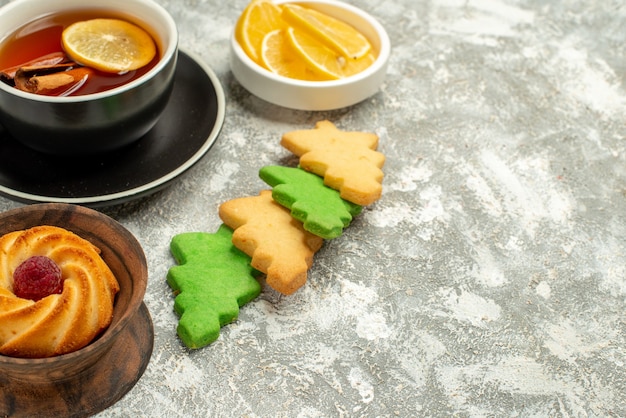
[0,52,69,83]
[14,67,95,96]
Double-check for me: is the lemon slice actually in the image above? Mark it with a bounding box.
[62,18,156,74]
[281,4,372,60]
[260,29,328,81]
[286,27,375,79]
[235,0,285,65]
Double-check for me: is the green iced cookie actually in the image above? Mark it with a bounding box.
[259,165,362,239]
[167,224,261,349]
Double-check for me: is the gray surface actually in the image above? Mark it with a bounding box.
[1,0,625,416]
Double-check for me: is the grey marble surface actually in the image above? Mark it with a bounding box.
[1,0,626,416]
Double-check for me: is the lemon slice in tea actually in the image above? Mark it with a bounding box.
[62,18,156,74]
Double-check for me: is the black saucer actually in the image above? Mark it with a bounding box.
[0,49,225,207]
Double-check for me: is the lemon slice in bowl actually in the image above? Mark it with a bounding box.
[260,29,329,81]
[62,18,156,74]
[235,0,285,65]
[281,4,372,60]
[286,27,375,80]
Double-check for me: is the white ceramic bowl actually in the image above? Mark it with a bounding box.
[229,0,390,111]
[0,0,178,155]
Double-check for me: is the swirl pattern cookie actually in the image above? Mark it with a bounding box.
[0,226,120,358]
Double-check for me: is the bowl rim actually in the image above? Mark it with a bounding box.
[0,202,148,365]
[230,0,391,87]
[0,0,178,103]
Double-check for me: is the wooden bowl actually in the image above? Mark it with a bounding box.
[0,203,148,382]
